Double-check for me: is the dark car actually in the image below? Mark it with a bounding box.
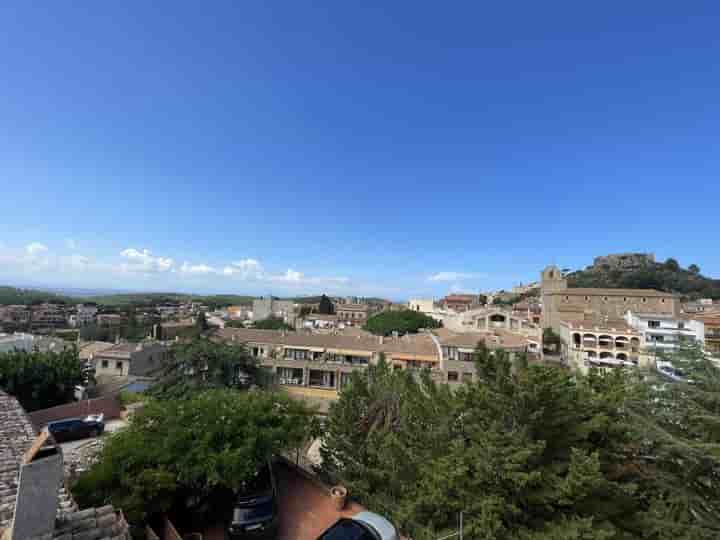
[227,460,279,539]
[47,414,105,443]
[318,512,398,540]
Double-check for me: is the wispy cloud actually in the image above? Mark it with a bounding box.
[427,271,487,282]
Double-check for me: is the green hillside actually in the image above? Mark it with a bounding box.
[0,286,73,305]
[567,258,720,299]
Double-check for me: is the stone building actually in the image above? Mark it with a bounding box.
[540,265,677,332]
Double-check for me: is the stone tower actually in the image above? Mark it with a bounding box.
[541,265,567,293]
[541,265,567,330]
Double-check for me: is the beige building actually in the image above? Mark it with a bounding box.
[540,265,677,332]
[559,316,647,374]
[335,303,371,324]
[93,341,167,378]
[215,326,532,394]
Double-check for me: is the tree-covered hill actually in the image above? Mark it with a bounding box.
[567,258,720,299]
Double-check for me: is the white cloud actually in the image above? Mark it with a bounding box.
[180,262,216,275]
[223,258,264,279]
[26,242,48,256]
[428,271,486,282]
[120,248,174,273]
[274,269,303,282]
[64,238,78,250]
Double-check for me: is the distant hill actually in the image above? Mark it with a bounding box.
[0,286,74,305]
[0,286,255,308]
[566,258,720,300]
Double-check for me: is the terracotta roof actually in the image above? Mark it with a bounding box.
[0,390,129,539]
[546,288,675,298]
[78,341,115,361]
[433,329,527,351]
[215,328,440,358]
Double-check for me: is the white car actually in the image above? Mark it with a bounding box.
[317,511,398,540]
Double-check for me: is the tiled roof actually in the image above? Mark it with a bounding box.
[546,287,675,298]
[78,342,115,361]
[216,328,440,358]
[561,318,639,334]
[0,390,129,539]
[432,329,528,351]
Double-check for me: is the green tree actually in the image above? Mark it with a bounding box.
[196,311,209,332]
[254,316,294,331]
[664,258,680,272]
[72,389,312,529]
[0,348,83,411]
[318,294,335,314]
[363,309,441,336]
[688,264,701,275]
[149,337,270,399]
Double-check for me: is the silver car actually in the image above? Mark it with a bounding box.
[317,511,398,540]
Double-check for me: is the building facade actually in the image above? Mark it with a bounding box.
[624,311,704,356]
[541,265,677,332]
[0,332,34,353]
[215,326,531,394]
[335,303,371,324]
[408,298,435,314]
[440,294,482,313]
[252,298,295,323]
[696,314,720,355]
[559,317,645,374]
[68,304,98,327]
[93,341,167,378]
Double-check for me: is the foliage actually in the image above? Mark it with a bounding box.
[196,311,209,332]
[0,286,72,305]
[72,389,312,528]
[253,316,294,331]
[321,344,720,539]
[148,337,270,400]
[543,327,562,350]
[0,348,83,411]
[567,260,720,300]
[119,390,145,406]
[224,319,248,328]
[318,294,335,314]
[363,309,441,336]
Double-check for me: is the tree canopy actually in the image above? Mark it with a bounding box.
[254,315,294,331]
[363,309,441,336]
[0,348,83,411]
[148,337,270,400]
[72,389,312,529]
[321,345,720,539]
[318,294,335,314]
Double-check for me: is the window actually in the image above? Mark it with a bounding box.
[116,361,123,370]
[623,297,627,302]
[603,296,608,302]
[661,299,665,303]
[447,371,459,382]
[678,322,685,330]
[642,298,647,303]
[101,360,109,368]
[648,320,661,328]
[584,296,589,301]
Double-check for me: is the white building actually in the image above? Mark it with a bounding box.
[0,333,34,353]
[69,303,98,327]
[408,298,435,314]
[624,311,705,355]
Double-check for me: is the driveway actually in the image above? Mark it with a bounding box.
[59,418,127,453]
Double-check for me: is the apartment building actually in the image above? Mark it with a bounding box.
[97,313,125,327]
[68,303,98,327]
[435,328,527,385]
[335,303,371,324]
[440,294,482,313]
[252,297,295,323]
[30,304,68,330]
[624,311,704,355]
[408,298,435,314]
[215,326,530,393]
[559,316,645,374]
[541,265,677,332]
[0,305,31,325]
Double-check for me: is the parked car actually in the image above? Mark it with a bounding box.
[47,414,105,443]
[227,460,279,539]
[318,512,398,540]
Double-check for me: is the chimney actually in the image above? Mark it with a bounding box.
[11,432,63,540]
[378,336,384,345]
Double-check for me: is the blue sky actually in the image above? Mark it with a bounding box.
[1,2,720,300]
